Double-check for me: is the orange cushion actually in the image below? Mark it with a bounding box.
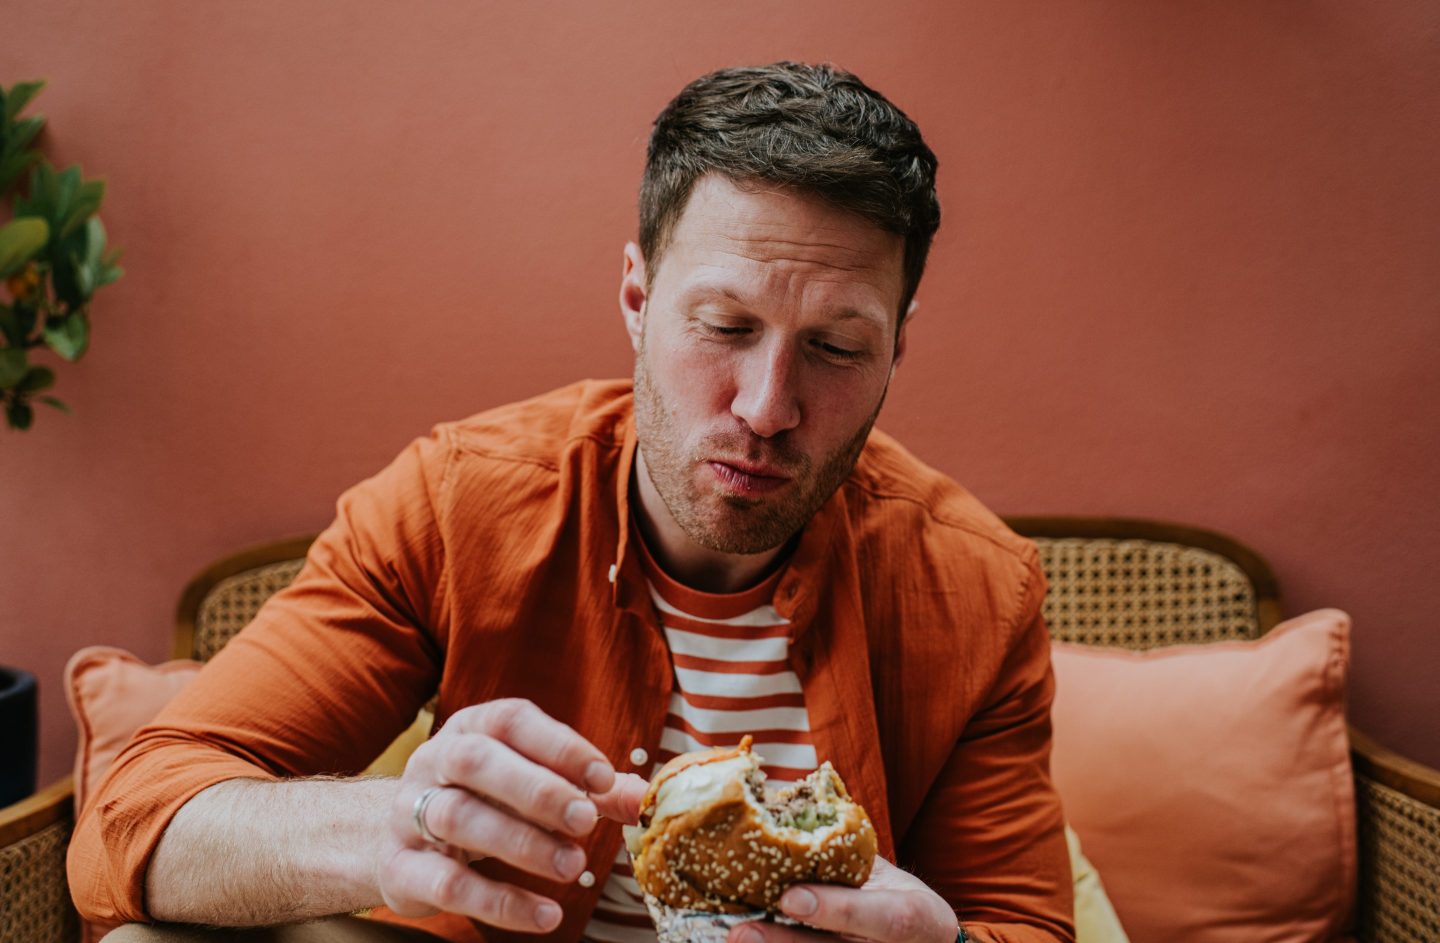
[1049,609,1357,943]
[64,647,203,817]
[64,646,202,943]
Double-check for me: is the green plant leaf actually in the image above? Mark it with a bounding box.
[2,80,46,125]
[0,347,27,388]
[17,364,54,393]
[43,309,88,361]
[0,216,50,279]
[15,161,82,244]
[0,306,19,346]
[0,149,42,196]
[2,115,46,158]
[61,178,105,239]
[13,161,53,221]
[51,252,84,308]
[84,216,107,268]
[6,396,34,430]
[39,394,70,414]
[14,302,37,340]
[97,259,124,288]
[66,216,115,300]
[73,252,94,300]
[55,164,81,221]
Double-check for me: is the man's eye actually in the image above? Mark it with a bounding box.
[816,341,864,362]
[704,323,749,337]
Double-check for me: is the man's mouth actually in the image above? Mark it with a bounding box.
[707,460,792,495]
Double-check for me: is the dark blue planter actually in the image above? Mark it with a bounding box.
[0,666,38,807]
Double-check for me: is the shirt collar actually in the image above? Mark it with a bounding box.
[609,414,645,614]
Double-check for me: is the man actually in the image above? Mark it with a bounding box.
[70,62,1074,943]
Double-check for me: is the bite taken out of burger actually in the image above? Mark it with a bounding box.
[623,735,878,918]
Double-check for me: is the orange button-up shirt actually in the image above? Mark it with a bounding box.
[68,380,1074,943]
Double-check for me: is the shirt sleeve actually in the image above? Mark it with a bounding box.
[66,427,453,925]
[900,553,1076,943]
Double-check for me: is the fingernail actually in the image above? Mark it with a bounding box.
[565,798,597,833]
[732,927,763,943]
[535,901,562,930]
[554,845,585,880]
[584,760,615,793]
[782,887,817,916]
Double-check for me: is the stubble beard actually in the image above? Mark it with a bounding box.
[632,343,885,555]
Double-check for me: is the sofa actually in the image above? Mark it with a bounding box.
[1,517,1436,943]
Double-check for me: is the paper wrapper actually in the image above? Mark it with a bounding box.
[642,892,800,943]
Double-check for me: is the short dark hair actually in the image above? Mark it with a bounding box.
[639,61,941,329]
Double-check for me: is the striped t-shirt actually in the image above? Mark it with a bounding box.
[581,535,816,943]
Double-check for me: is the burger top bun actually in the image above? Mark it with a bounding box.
[624,735,878,913]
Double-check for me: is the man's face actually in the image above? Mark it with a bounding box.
[622,173,907,556]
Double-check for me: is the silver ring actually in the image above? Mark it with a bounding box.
[412,785,446,844]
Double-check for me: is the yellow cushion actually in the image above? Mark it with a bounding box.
[1067,824,1131,943]
[362,708,434,777]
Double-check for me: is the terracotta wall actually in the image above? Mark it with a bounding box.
[3,1,1436,788]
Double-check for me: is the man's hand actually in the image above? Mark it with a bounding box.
[378,698,647,933]
[729,858,959,943]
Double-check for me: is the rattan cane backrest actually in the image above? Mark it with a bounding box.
[174,536,316,662]
[1004,517,1283,650]
[0,816,77,943]
[1355,774,1440,942]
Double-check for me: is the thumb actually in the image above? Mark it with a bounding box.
[590,772,648,825]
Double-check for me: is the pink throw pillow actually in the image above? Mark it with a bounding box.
[64,646,202,943]
[1049,609,1356,943]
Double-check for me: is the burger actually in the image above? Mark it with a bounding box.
[623,735,877,935]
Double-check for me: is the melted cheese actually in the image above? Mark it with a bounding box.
[653,755,757,824]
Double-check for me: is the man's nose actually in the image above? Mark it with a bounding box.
[731,341,801,439]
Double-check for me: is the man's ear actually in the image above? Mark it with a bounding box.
[892,298,918,371]
[619,242,647,352]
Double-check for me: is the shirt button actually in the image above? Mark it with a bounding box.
[579,870,596,888]
[630,747,649,766]
[608,564,618,584]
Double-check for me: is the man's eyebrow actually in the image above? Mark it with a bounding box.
[829,308,886,326]
[683,284,747,306]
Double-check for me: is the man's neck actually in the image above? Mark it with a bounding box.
[630,449,792,594]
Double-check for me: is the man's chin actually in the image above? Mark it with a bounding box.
[679,504,808,557]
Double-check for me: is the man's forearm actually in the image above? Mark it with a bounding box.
[146,776,400,926]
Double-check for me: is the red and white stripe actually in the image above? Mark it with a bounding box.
[581,544,815,942]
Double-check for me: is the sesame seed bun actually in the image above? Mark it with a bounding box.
[624,736,877,912]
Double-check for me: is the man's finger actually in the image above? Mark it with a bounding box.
[408,786,587,882]
[773,880,952,943]
[590,772,648,825]
[450,698,617,793]
[381,846,564,932]
[726,922,869,943]
[432,734,599,838]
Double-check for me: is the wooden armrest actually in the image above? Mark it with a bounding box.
[1349,725,1440,943]
[0,775,73,846]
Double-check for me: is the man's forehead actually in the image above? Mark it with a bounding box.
[668,176,900,264]
[654,175,905,311]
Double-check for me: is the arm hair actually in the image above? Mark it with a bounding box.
[145,777,399,926]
